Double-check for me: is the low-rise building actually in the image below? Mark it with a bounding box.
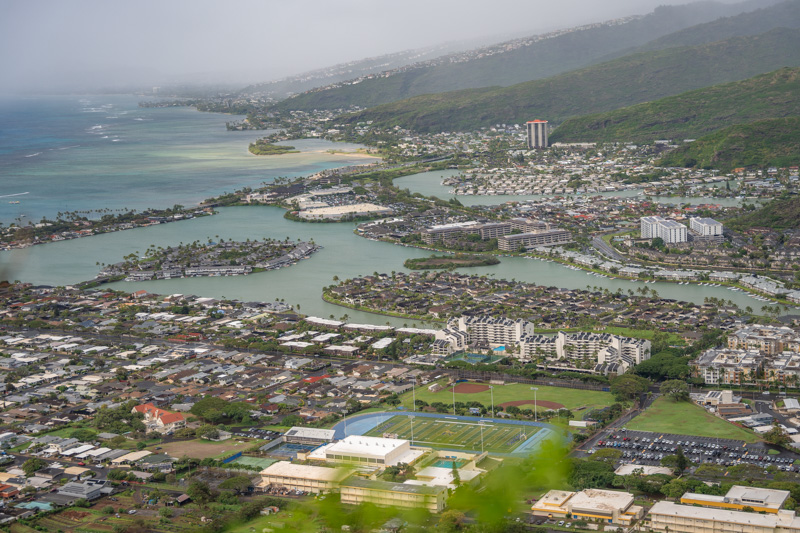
[531,489,643,525]
[681,486,790,514]
[648,501,800,533]
[132,403,186,434]
[258,462,348,494]
[283,427,336,446]
[308,435,425,467]
[340,477,447,513]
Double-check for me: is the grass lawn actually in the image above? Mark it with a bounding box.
[226,507,320,533]
[399,381,614,413]
[152,438,264,460]
[625,397,761,443]
[364,414,538,453]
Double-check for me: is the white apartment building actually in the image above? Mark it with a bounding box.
[692,348,762,385]
[690,217,723,236]
[452,316,535,346]
[640,216,687,243]
[519,332,651,375]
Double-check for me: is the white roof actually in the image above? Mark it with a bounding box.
[569,489,633,513]
[261,461,347,482]
[614,464,673,476]
[62,445,94,456]
[328,435,408,456]
[650,501,800,528]
[85,447,111,457]
[284,427,335,441]
[113,450,152,463]
[784,398,800,410]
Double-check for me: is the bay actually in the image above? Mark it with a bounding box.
[0,94,376,224]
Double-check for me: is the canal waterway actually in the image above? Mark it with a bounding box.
[394,170,745,207]
[1,206,782,325]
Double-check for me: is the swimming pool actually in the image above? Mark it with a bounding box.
[432,458,467,468]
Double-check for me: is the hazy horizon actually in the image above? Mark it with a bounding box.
[1,0,753,94]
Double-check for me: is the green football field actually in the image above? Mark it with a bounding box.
[398,381,614,412]
[363,414,539,454]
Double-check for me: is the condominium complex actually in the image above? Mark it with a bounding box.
[694,326,800,385]
[421,218,567,247]
[527,120,549,149]
[497,228,572,251]
[640,216,688,244]
[432,328,469,356]
[690,216,724,236]
[421,221,482,244]
[692,348,762,385]
[728,325,800,355]
[519,331,651,375]
[454,315,535,346]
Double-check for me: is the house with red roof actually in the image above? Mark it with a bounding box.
[132,403,186,434]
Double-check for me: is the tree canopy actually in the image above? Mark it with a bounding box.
[660,380,690,401]
[610,374,650,402]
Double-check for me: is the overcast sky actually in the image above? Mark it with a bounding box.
[1,0,739,92]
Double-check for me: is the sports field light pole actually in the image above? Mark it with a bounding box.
[412,380,416,413]
[452,382,456,415]
[531,387,538,422]
[490,386,494,418]
[409,415,414,445]
[480,422,484,453]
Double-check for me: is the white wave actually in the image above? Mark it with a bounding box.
[0,192,30,199]
[24,152,42,158]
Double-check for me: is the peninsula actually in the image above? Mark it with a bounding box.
[98,238,320,282]
[248,139,298,156]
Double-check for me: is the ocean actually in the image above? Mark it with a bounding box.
[0,94,375,224]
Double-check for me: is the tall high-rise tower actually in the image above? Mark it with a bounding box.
[526,120,548,149]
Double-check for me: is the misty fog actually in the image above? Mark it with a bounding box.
[1,0,749,93]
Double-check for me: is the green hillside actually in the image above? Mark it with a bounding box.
[338,29,800,133]
[727,196,800,230]
[275,0,767,112]
[657,117,800,171]
[631,0,800,52]
[550,66,800,143]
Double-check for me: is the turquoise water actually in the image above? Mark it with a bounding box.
[0,94,377,224]
[432,459,467,468]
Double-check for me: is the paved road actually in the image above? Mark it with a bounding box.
[592,235,624,262]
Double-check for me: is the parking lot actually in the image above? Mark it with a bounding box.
[585,429,800,471]
[229,427,281,440]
